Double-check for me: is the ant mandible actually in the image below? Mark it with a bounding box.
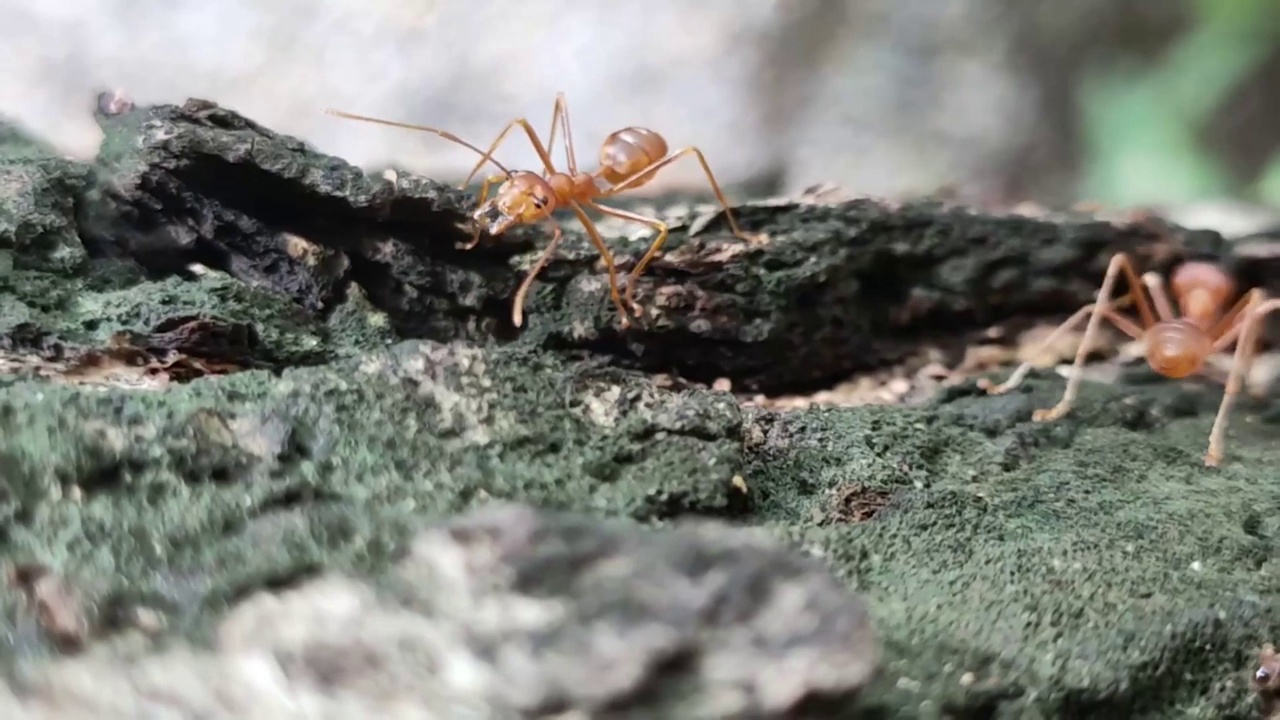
[326,93,764,328]
[978,252,1272,467]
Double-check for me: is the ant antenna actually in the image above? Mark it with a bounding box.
[324,109,512,176]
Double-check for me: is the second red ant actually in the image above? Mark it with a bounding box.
[980,253,1276,467]
[327,93,764,328]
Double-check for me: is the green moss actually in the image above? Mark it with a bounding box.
[1,268,329,365]
[0,340,743,653]
[0,124,91,275]
[748,375,1280,717]
[322,284,399,359]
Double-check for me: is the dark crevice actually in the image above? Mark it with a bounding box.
[211,562,325,610]
[247,485,344,519]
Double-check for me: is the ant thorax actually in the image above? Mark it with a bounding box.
[1177,288,1226,328]
[546,172,600,204]
[1171,261,1235,325]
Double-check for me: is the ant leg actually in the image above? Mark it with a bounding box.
[978,304,1099,395]
[586,201,668,318]
[568,202,630,328]
[1209,288,1265,346]
[458,174,507,250]
[461,116,560,187]
[323,109,511,176]
[1140,272,1176,322]
[979,304,1142,394]
[1205,296,1280,467]
[510,219,567,328]
[598,147,765,246]
[1108,254,1156,329]
[544,92,579,174]
[979,275,1147,396]
[1102,308,1145,339]
[1032,252,1133,422]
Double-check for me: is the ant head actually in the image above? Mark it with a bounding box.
[473,171,556,235]
[1256,643,1280,690]
[1146,319,1211,379]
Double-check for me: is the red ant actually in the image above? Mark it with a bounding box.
[326,93,763,328]
[979,253,1272,466]
[1253,643,1280,719]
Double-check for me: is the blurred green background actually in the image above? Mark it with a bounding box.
[1080,0,1280,206]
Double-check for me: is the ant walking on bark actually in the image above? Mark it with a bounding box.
[326,93,763,328]
[979,253,1273,467]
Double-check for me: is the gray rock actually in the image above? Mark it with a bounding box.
[0,505,880,719]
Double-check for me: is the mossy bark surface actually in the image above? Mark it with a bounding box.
[749,376,1280,717]
[75,99,1240,393]
[0,99,1277,718]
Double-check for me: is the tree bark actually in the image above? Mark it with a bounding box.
[82,98,1238,394]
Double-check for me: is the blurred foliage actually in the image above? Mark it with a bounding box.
[1079,0,1280,207]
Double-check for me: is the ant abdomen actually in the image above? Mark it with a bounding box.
[1145,319,1212,379]
[598,127,669,186]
